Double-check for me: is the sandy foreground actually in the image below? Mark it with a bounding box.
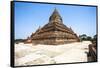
[15,41,91,66]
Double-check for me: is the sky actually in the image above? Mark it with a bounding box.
[14,2,97,39]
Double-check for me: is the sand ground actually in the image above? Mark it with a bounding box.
[15,41,91,66]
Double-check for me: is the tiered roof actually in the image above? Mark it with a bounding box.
[31,8,77,40]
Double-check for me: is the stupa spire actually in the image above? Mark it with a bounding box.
[49,8,63,23]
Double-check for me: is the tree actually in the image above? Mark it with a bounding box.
[92,34,97,44]
[93,34,97,40]
[87,36,92,41]
[79,34,87,41]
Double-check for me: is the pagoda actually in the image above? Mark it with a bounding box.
[27,8,80,45]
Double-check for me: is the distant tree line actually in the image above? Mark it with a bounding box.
[79,34,97,43]
[15,39,26,44]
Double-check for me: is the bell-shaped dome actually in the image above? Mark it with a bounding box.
[49,8,63,23]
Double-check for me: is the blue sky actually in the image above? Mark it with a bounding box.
[14,2,97,39]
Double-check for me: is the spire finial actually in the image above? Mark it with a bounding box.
[54,7,57,11]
